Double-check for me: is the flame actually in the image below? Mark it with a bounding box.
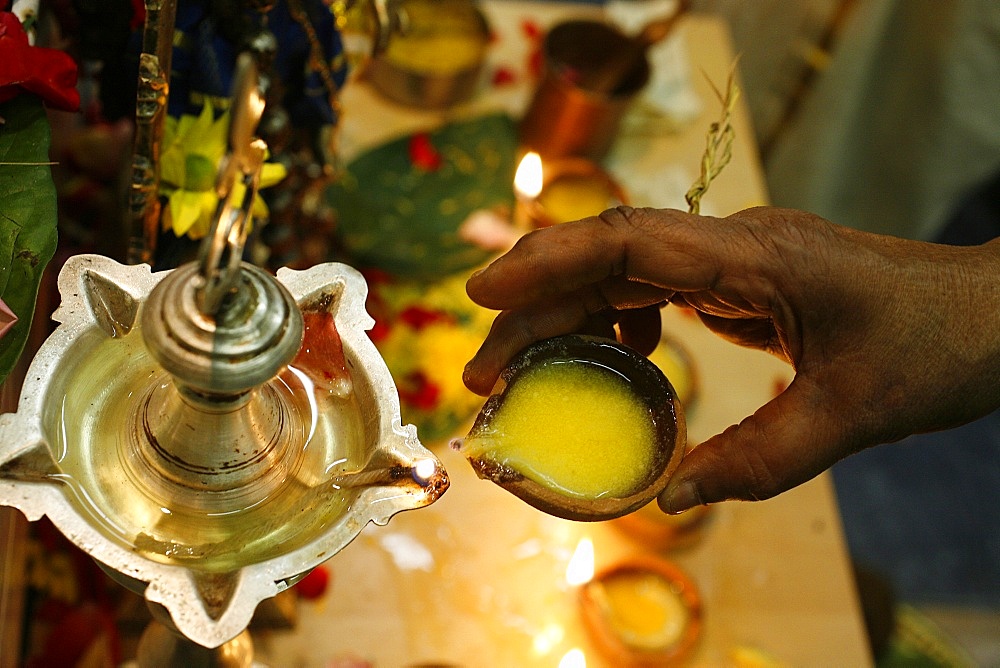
[413,457,438,483]
[559,648,586,668]
[514,151,544,199]
[532,622,565,655]
[565,537,595,586]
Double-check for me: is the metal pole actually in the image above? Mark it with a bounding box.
[127,0,178,265]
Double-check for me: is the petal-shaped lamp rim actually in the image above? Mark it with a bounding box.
[0,255,442,648]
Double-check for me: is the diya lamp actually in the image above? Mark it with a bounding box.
[513,152,629,230]
[564,536,701,665]
[457,335,685,523]
[579,557,702,666]
[455,335,690,661]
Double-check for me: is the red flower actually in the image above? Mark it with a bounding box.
[367,318,391,343]
[398,371,441,412]
[295,565,331,600]
[398,305,453,330]
[408,133,443,172]
[0,10,79,111]
[520,19,542,41]
[491,66,517,87]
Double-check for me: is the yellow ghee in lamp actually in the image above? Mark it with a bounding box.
[588,570,690,650]
[383,0,486,74]
[580,558,702,663]
[385,34,485,74]
[462,334,684,521]
[462,359,656,499]
[536,173,619,224]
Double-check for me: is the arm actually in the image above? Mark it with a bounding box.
[462,206,1000,512]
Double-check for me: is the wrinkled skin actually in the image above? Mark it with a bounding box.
[462,206,1000,513]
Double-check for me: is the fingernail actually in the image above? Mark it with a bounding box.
[659,481,701,515]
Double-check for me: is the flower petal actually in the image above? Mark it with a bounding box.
[260,162,287,188]
[160,143,186,187]
[168,190,201,237]
[187,191,220,239]
[0,297,18,341]
[251,194,270,218]
[0,11,79,111]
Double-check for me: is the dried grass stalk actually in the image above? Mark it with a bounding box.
[685,60,740,215]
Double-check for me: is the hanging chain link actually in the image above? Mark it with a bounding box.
[196,52,267,315]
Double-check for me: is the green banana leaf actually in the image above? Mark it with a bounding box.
[0,96,59,385]
[328,113,518,280]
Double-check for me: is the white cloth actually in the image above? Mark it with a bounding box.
[765,0,1000,240]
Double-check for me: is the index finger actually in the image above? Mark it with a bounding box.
[466,207,723,310]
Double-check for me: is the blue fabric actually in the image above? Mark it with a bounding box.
[833,409,1000,608]
[167,0,347,125]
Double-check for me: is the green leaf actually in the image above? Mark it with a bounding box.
[328,113,518,280]
[0,96,59,385]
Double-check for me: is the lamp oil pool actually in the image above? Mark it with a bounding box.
[45,326,367,574]
[461,358,656,500]
[536,173,619,225]
[587,568,690,650]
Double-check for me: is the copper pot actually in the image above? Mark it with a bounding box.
[520,20,651,161]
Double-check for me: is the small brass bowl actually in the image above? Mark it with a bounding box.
[460,335,686,521]
[368,0,490,109]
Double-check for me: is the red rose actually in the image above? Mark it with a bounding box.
[0,10,80,111]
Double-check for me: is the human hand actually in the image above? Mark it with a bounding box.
[463,206,1000,512]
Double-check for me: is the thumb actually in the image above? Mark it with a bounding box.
[657,377,848,513]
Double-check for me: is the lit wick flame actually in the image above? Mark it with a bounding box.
[565,537,595,587]
[412,457,438,484]
[514,151,544,199]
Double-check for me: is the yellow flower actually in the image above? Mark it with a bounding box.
[159,102,287,239]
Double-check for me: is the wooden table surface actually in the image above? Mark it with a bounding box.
[256,3,873,666]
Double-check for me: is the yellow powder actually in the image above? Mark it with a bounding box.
[464,360,655,499]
